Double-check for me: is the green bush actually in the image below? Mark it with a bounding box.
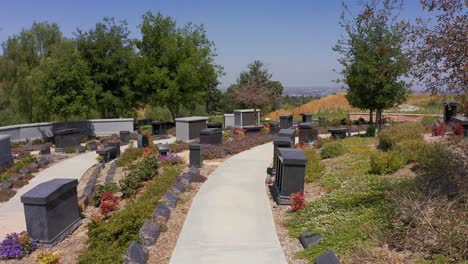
[92,183,119,207]
[365,125,376,137]
[378,123,424,151]
[119,156,159,198]
[303,147,325,182]
[320,141,346,159]
[369,150,406,174]
[116,148,143,167]
[78,165,181,264]
[65,147,76,154]
[394,139,428,163]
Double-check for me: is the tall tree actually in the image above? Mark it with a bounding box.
[406,0,467,115]
[334,0,410,129]
[136,12,222,121]
[232,81,273,124]
[76,18,136,118]
[34,40,96,121]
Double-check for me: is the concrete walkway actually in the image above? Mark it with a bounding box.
[170,142,287,264]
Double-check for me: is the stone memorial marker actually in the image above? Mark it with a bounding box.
[86,142,97,151]
[272,148,306,205]
[175,116,208,141]
[107,140,121,156]
[137,134,149,148]
[157,144,170,156]
[0,135,13,169]
[199,128,222,145]
[269,122,280,134]
[120,130,130,145]
[20,178,81,246]
[153,204,171,224]
[300,112,313,123]
[299,122,318,143]
[444,100,457,123]
[39,145,51,155]
[139,220,160,246]
[299,229,322,249]
[272,136,292,171]
[54,128,81,152]
[328,127,348,139]
[234,109,262,128]
[124,241,148,264]
[189,144,202,168]
[280,114,293,129]
[315,250,341,264]
[151,120,167,136]
[75,145,85,153]
[278,128,296,145]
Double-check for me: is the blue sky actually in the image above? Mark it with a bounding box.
[0,0,424,88]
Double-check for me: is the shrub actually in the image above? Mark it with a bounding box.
[432,122,446,136]
[99,192,120,217]
[0,232,37,259]
[119,156,159,198]
[394,139,428,163]
[96,156,104,163]
[369,151,406,174]
[378,122,424,150]
[303,147,325,182]
[320,141,346,159]
[365,125,376,137]
[453,123,464,137]
[64,147,75,154]
[92,183,118,207]
[36,250,60,264]
[314,137,333,149]
[78,166,181,264]
[138,156,159,181]
[116,148,143,167]
[290,191,305,212]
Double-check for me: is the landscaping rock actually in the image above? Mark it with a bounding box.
[13,180,28,188]
[179,173,192,187]
[29,162,40,170]
[9,174,23,182]
[39,146,51,155]
[75,146,85,153]
[87,143,97,151]
[124,241,148,264]
[171,181,186,196]
[153,204,171,224]
[0,180,14,190]
[299,229,322,249]
[19,167,31,175]
[38,157,50,166]
[164,191,177,209]
[139,220,160,246]
[315,250,341,264]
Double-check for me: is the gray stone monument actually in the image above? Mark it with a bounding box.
[223,113,235,128]
[151,120,167,136]
[54,128,81,152]
[272,148,306,205]
[299,122,318,143]
[157,144,169,156]
[328,127,348,139]
[207,122,222,129]
[175,116,208,141]
[189,144,202,168]
[268,122,280,134]
[300,112,313,123]
[137,134,149,148]
[0,135,13,169]
[278,128,296,145]
[234,109,261,128]
[272,136,292,170]
[199,128,222,145]
[20,178,81,246]
[280,114,293,129]
[444,100,457,123]
[120,130,130,145]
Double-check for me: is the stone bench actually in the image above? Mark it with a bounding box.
[328,127,348,139]
[96,146,119,162]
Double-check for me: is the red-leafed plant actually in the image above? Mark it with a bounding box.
[453,123,464,137]
[143,147,154,157]
[294,142,306,149]
[432,122,446,137]
[290,191,305,212]
[99,192,120,217]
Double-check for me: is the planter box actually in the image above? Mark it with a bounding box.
[234,109,261,128]
[299,122,318,143]
[21,179,81,246]
[175,117,208,141]
[200,128,222,145]
[54,128,81,152]
[0,135,13,169]
[272,148,306,205]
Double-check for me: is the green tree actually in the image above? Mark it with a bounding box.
[135,12,222,121]
[334,0,410,129]
[205,81,223,115]
[76,18,136,118]
[34,40,96,121]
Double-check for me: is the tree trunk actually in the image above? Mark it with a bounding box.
[375,109,382,132]
[369,109,374,124]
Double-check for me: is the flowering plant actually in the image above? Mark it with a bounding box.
[432,122,446,136]
[158,153,184,166]
[232,128,245,136]
[143,147,154,157]
[0,232,37,259]
[453,123,464,137]
[290,191,305,212]
[262,125,270,134]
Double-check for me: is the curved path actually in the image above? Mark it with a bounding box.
[170,142,287,264]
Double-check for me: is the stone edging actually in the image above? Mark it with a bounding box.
[78,163,105,208]
[123,167,199,264]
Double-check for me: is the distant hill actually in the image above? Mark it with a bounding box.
[267,93,441,119]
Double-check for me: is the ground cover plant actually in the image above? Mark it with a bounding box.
[78,165,181,264]
[116,147,144,167]
[119,156,159,198]
[0,232,37,260]
[0,154,38,184]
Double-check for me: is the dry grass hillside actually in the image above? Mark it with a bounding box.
[267,93,443,120]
